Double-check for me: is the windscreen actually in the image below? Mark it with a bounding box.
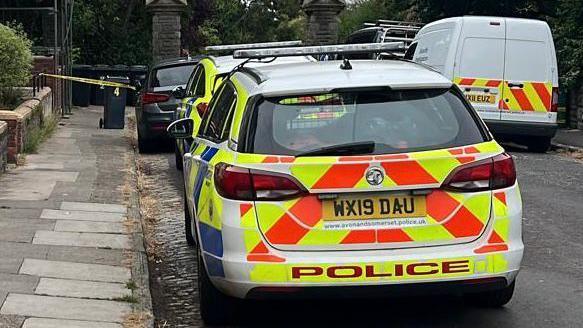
[249,89,486,156]
[150,64,195,88]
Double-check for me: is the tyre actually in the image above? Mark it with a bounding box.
[184,190,196,247]
[198,248,238,325]
[464,281,515,307]
[137,131,151,154]
[175,142,183,171]
[527,137,551,153]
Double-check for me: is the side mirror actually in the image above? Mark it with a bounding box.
[167,118,195,139]
[172,86,187,99]
[134,80,142,91]
[196,102,209,117]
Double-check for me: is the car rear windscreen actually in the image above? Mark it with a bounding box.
[150,64,195,88]
[249,89,487,156]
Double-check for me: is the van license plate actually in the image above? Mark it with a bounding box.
[465,93,496,104]
[322,195,426,221]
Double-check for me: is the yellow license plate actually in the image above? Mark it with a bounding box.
[322,195,426,221]
[465,93,496,104]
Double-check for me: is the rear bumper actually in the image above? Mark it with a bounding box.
[137,109,175,140]
[246,277,509,300]
[210,244,523,299]
[485,119,558,138]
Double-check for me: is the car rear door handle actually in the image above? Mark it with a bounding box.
[508,83,524,88]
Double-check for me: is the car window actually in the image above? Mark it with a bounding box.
[249,89,486,156]
[186,65,202,95]
[200,82,237,142]
[404,42,417,60]
[413,28,453,74]
[194,66,206,97]
[150,64,195,88]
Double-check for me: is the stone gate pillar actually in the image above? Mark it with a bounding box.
[146,0,187,62]
[302,0,346,46]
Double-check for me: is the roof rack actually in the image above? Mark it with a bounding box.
[233,42,404,59]
[205,41,302,52]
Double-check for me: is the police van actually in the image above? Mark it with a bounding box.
[406,16,559,152]
[168,43,523,324]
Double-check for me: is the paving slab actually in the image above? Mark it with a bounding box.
[0,258,23,274]
[46,246,125,267]
[19,259,130,283]
[35,278,130,300]
[23,318,122,328]
[33,231,131,249]
[0,242,48,259]
[40,209,124,222]
[0,294,130,323]
[60,202,126,214]
[0,273,39,293]
[54,220,125,234]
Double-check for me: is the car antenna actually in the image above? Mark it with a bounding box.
[340,57,352,70]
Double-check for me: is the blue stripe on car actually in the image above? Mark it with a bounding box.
[199,222,223,257]
[203,253,225,277]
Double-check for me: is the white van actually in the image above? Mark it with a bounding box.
[406,16,559,152]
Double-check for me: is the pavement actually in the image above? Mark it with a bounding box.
[0,107,151,328]
[553,128,583,149]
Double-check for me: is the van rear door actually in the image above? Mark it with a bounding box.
[455,17,506,122]
[500,19,555,124]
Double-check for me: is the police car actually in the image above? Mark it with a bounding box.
[173,41,311,170]
[167,43,523,325]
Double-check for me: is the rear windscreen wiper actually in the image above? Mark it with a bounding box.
[295,141,375,157]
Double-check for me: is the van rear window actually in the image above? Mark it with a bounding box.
[248,89,487,156]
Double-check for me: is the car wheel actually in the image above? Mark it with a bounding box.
[175,142,183,171]
[527,137,551,153]
[464,280,515,307]
[197,247,238,325]
[184,189,196,247]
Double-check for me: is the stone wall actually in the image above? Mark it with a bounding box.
[0,87,54,163]
[568,86,583,129]
[0,121,7,173]
[152,13,181,62]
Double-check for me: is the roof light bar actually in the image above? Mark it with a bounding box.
[233,42,404,59]
[205,41,303,52]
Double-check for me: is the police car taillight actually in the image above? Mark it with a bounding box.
[551,87,559,112]
[443,153,516,192]
[215,163,306,201]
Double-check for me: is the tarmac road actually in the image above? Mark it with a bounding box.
[142,146,583,327]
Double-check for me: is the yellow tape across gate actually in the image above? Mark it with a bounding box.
[39,73,136,90]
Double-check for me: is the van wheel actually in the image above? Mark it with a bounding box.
[527,137,551,153]
[464,281,515,307]
[184,190,196,247]
[198,248,238,325]
[175,143,183,171]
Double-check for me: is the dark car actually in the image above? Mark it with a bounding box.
[135,57,202,152]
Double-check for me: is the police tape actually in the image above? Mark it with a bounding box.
[39,73,136,90]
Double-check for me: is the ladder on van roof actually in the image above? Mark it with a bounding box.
[363,20,425,56]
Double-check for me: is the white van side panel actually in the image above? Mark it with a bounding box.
[454,17,506,121]
[500,19,557,124]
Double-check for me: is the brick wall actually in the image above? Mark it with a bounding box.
[0,87,53,163]
[152,13,181,62]
[32,56,62,115]
[0,121,7,173]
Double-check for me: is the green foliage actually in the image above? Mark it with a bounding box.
[23,111,58,154]
[72,0,151,65]
[0,23,32,109]
[182,0,306,52]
